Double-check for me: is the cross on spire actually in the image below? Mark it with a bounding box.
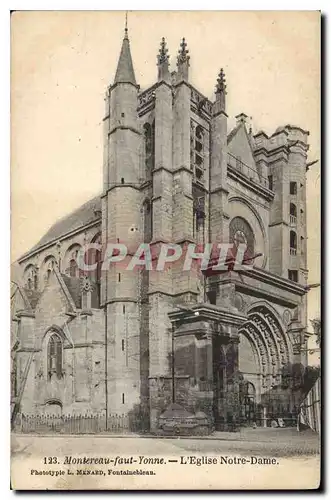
[124,11,128,39]
[113,11,137,85]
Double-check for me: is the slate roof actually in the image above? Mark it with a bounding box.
[61,275,100,310]
[22,288,42,310]
[227,124,241,145]
[114,35,136,85]
[20,195,101,259]
[61,275,82,309]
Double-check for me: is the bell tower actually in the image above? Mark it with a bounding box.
[102,19,143,414]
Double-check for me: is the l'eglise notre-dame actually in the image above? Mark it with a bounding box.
[11,25,310,433]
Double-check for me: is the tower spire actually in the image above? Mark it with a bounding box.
[214,68,227,114]
[157,37,170,82]
[114,12,137,86]
[157,37,169,65]
[216,68,226,94]
[177,37,190,81]
[177,37,190,66]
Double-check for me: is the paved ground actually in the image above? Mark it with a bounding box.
[12,427,320,458]
[11,430,321,490]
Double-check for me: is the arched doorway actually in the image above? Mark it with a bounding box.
[238,305,291,403]
[45,399,62,416]
[239,381,256,424]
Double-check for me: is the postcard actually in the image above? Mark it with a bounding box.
[11,10,321,490]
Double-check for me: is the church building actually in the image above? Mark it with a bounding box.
[11,25,310,431]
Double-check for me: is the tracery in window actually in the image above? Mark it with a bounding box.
[47,333,62,379]
[229,217,255,256]
[144,121,155,178]
[190,121,205,184]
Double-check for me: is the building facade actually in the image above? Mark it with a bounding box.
[11,29,310,430]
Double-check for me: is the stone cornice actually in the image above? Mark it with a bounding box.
[63,341,105,349]
[269,220,289,228]
[212,110,228,119]
[15,310,35,319]
[102,183,142,196]
[154,80,173,92]
[240,266,307,296]
[109,81,140,92]
[18,219,101,263]
[227,166,274,202]
[152,165,193,177]
[108,125,141,137]
[169,303,247,327]
[210,186,230,196]
[102,298,137,307]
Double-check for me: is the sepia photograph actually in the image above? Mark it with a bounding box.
[10,10,321,490]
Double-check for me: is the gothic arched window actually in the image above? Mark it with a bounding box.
[42,256,56,285]
[69,258,78,277]
[33,271,38,290]
[24,264,38,290]
[290,203,297,217]
[290,231,297,255]
[47,333,62,379]
[191,122,204,183]
[290,203,297,224]
[143,199,152,243]
[144,121,155,176]
[88,234,101,284]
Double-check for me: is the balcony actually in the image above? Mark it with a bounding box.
[290,247,297,256]
[290,215,297,226]
[227,153,269,189]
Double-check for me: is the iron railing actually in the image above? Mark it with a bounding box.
[14,412,143,434]
[227,152,270,189]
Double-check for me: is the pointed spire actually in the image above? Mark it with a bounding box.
[114,13,137,86]
[177,37,190,66]
[157,37,171,82]
[176,37,190,81]
[213,68,227,114]
[216,68,227,94]
[157,37,169,66]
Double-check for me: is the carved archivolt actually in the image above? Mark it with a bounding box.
[238,305,290,391]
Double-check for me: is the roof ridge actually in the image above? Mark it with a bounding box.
[18,194,101,261]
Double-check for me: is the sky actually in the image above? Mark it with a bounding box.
[10,11,321,359]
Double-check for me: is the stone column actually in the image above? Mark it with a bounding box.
[224,335,240,430]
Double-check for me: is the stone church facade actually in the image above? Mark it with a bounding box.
[11,28,310,431]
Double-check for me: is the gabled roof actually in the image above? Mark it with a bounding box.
[61,274,100,309]
[227,121,260,181]
[20,195,101,260]
[11,283,34,313]
[61,275,82,309]
[227,123,241,145]
[23,288,42,310]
